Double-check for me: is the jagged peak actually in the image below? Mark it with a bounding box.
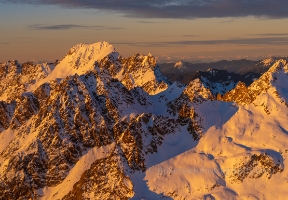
[132,53,156,62]
[258,57,288,67]
[63,41,118,65]
[218,58,288,105]
[132,52,153,58]
[260,57,276,66]
[174,61,187,70]
[67,41,115,54]
[28,41,118,91]
[248,59,288,89]
[5,60,19,65]
[183,78,214,100]
[141,54,157,68]
[250,59,287,87]
[266,59,288,73]
[123,53,157,71]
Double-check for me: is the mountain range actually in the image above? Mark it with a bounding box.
[158,57,288,84]
[0,41,288,200]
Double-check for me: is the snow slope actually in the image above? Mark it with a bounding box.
[143,59,288,199]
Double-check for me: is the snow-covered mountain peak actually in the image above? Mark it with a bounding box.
[138,54,156,69]
[256,57,288,72]
[28,41,118,91]
[54,41,118,73]
[115,53,170,95]
[261,57,276,66]
[184,78,214,101]
[65,41,116,63]
[174,61,187,71]
[219,58,288,106]
[267,59,288,73]
[207,68,217,75]
[250,58,288,90]
[23,43,169,96]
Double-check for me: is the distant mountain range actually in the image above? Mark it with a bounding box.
[0,42,288,199]
[158,57,288,84]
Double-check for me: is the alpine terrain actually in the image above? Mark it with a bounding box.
[0,41,288,200]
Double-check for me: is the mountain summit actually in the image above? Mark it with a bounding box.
[0,42,288,199]
[28,41,118,91]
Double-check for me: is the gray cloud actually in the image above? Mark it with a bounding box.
[137,21,159,24]
[113,37,288,47]
[182,35,199,37]
[2,0,288,19]
[104,27,123,30]
[249,33,288,36]
[0,43,10,45]
[27,24,122,30]
[221,19,235,23]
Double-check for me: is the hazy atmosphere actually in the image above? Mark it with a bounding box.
[1,0,288,63]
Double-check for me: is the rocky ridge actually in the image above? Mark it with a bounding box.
[218,59,288,106]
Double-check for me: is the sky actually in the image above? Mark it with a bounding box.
[0,0,288,63]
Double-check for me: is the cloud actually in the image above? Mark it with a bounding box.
[113,37,288,47]
[137,21,158,24]
[2,0,288,19]
[0,42,10,45]
[182,35,199,37]
[28,24,103,30]
[27,24,122,30]
[104,27,123,30]
[249,33,288,36]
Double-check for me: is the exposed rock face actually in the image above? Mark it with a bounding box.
[228,153,283,184]
[0,42,288,199]
[0,101,15,131]
[167,79,213,141]
[0,60,54,102]
[117,53,171,95]
[62,149,134,200]
[217,82,252,104]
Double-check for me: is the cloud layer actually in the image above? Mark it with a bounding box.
[3,0,288,19]
[28,24,104,30]
[27,24,122,30]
